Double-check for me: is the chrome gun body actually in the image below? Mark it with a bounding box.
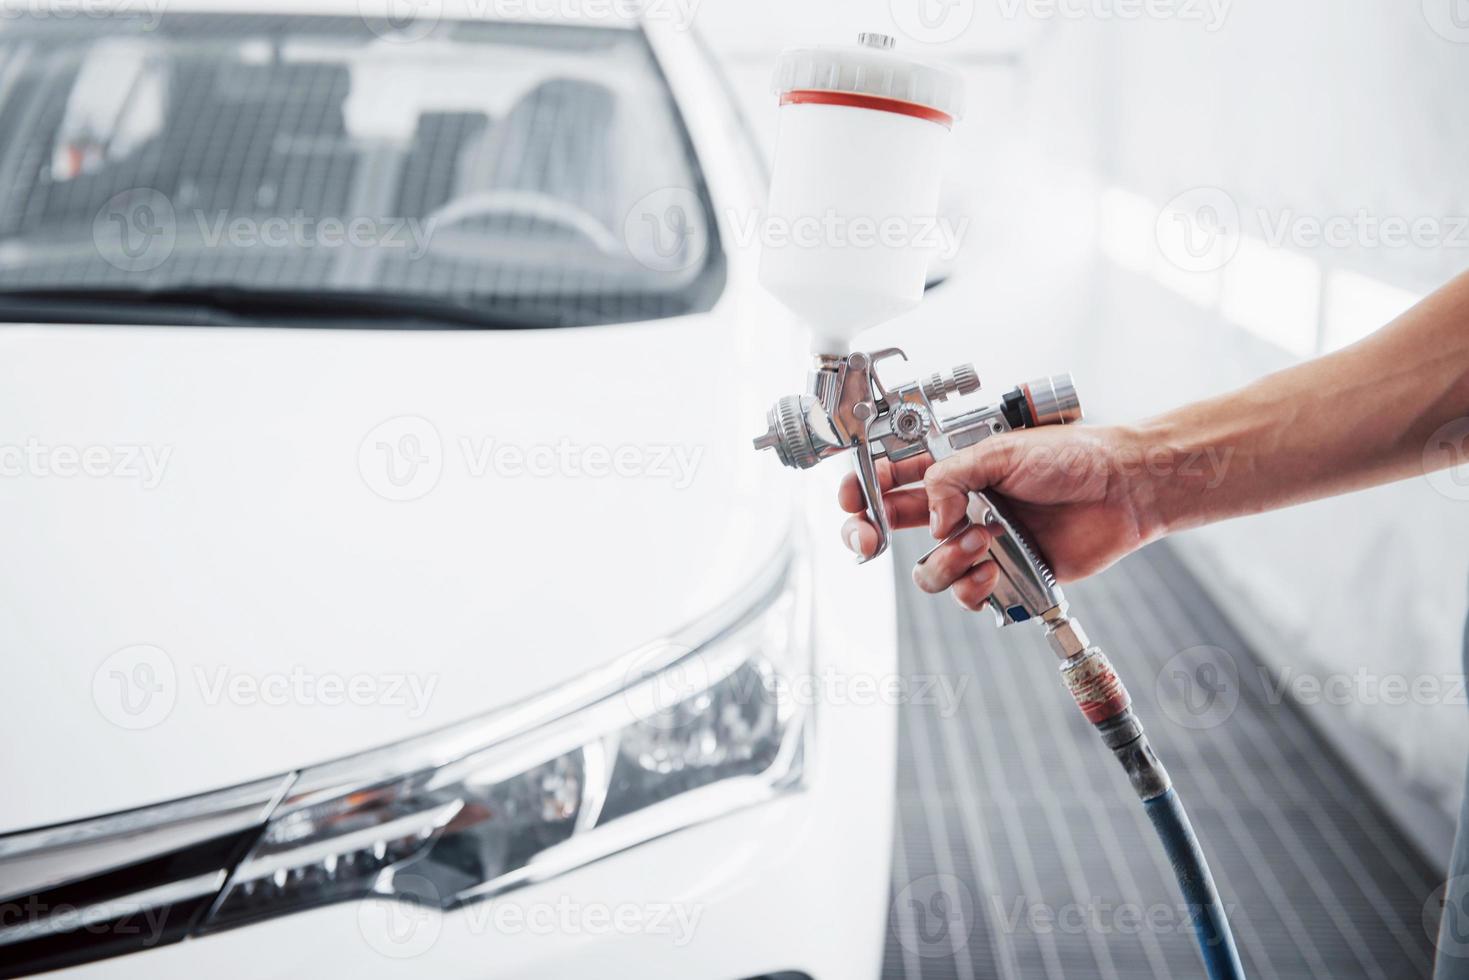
[754,349,1081,628]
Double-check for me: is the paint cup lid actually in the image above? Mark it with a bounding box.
[771,33,965,127]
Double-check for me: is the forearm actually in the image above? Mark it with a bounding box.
[1128,270,1469,536]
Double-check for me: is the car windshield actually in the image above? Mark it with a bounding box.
[0,13,724,328]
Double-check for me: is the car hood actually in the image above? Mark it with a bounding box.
[0,314,795,832]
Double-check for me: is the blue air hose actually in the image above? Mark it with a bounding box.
[1058,642,1246,979]
[1144,787,1247,979]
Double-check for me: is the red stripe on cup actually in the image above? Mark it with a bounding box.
[779,89,954,129]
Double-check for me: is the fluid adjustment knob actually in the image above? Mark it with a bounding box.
[951,363,981,396]
[922,363,981,402]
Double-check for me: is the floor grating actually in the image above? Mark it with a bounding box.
[881,540,1443,979]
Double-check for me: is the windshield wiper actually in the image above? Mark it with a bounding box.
[0,286,574,330]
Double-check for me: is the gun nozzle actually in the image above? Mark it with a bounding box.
[753,395,822,470]
[753,430,781,452]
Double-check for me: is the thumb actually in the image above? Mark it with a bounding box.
[924,435,1023,538]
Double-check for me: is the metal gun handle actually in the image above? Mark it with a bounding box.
[844,347,915,566]
[918,489,1065,628]
[852,422,891,565]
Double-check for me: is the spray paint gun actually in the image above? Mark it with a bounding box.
[750,312,1157,807]
[751,34,1245,978]
[751,31,1097,654]
[751,349,1170,805]
[753,352,1081,627]
[751,29,1097,655]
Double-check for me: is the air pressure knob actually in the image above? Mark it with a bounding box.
[1022,374,1084,426]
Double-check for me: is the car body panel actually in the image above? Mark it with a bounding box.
[1,10,898,978]
[45,472,898,980]
[0,310,792,832]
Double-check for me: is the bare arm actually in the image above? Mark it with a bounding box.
[1132,269,1469,536]
[841,271,1469,609]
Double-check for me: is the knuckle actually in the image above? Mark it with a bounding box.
[953,581,984,610]
[924,476,960,505]
[924,459,957,488]
[939,544,966,575]
[927,567,951,592]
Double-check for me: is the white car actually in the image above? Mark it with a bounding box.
[0,4,897,978]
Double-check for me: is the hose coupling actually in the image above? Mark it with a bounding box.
[1042,607,1089,660]
[1059,644,1172,801]
[1059,646,1131,725]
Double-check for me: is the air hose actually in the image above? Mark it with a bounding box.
[1053,619,1247,979]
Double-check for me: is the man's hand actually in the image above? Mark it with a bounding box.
[838,425,1160,611]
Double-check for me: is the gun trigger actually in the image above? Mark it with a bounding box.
[915,521,973,566]
[853,434,891,564]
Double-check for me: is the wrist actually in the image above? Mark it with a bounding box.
[1111,420,1226,540]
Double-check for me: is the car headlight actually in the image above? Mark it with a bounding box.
[200,554,810,931]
